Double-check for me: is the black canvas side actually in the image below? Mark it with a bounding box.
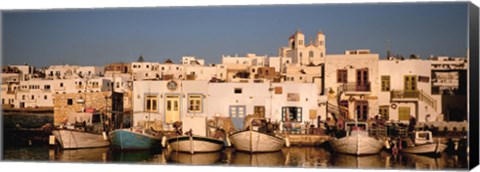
[468,1,479,170]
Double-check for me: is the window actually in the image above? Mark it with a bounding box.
[146,65,149,68]
[320,52,324,57]
[254,106,265,117]
[282,107,302,122]
[404,75,417,91]
[355,101,368,121]
[299,53,303,58]
[234,88,242,94]
[337,69,348,83]
[299,40,303,45]
[319,41,324,46]
[188,95,203,113]
[60,83,64,87]
[44,95,48,100]
[309,51,314,58]
[44,85,51,90]
[381,76,390,92]
[67,99,73,105]
[145,95,158,112]
[379,106,389,120]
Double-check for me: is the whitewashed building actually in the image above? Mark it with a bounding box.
[182,56,205,66]
[132,80,324,131]
[378,59,441,123]
[279,31,326,66]
[324,50,379,122]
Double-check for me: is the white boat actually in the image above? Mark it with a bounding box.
[329,122,384,155]
[399,131,447,155]
[167,135,225,154]
[52,129,110,149]
[229,130,285,153]
[52,112,110,149]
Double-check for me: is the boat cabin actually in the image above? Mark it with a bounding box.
[413,131,433,145]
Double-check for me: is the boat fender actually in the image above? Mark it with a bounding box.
[102,132,108,141]
[161,136,167,148]
[285,136,291,147]
[49,135,56,145]
[226,137,232,147]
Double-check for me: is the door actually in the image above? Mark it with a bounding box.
[165,95,180,123]
[398,107,411,121]
[230,106,246,130]
[355,101,368,121]
[356,68,369,91]
[254,106,265,117]
[404,75,417,91]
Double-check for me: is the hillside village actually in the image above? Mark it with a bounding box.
[1,30,468,131]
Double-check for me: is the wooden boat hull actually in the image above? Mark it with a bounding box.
[229,130,285,153]
[329,134,384,155]
[52,129,110,149]
[167,136,224,154]
[110,129,162,150]
[400,142,448,155]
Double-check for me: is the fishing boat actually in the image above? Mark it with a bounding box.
[110,127,163,150]
[329,121,384,155]
[229,116,285,153]
[399,131,447,155]
[52,112,110,149]
[167,133,225,154]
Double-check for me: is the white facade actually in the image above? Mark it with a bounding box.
[279,31,326,66]
[131,62,160,80]
[324,51,379,121]
[132,80,324,131]
[182,56,205,66]
[268,56,293,73]
[379,59,441,123]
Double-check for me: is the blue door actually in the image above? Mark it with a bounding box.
[230,106,246,131]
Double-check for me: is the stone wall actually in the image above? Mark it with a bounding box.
[53,92,111,125]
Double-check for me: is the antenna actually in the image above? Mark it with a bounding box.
[386,40,391,59]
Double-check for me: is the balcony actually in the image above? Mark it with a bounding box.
[391,90,419,100]
[391,90,437,110]
[338,82,371,94]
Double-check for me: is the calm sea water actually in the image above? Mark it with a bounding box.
[2,114,469,170]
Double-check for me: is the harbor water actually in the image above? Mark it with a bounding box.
[2,113,469,170]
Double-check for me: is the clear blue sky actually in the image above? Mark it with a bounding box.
[2,2,468,67]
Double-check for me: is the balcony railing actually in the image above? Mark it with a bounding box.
[391,90,437,110]
[391,90,419,99]
[338,82,371,93]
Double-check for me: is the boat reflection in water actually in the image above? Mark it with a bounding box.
[109,149,164,163]
[52,147,110,162]
[229,150,285,167]
[282,147,331,167]
[399,153,448,170]
[167,151,222,165]
[330,152,386,169]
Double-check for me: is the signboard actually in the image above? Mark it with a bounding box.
[418,76,429,83]
[287,93,300,102]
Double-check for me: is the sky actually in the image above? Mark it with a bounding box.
[2,2,469,67]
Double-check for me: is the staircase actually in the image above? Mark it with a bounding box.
[326,102,348,122]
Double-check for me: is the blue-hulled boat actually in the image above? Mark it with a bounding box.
[110,128,163,150]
